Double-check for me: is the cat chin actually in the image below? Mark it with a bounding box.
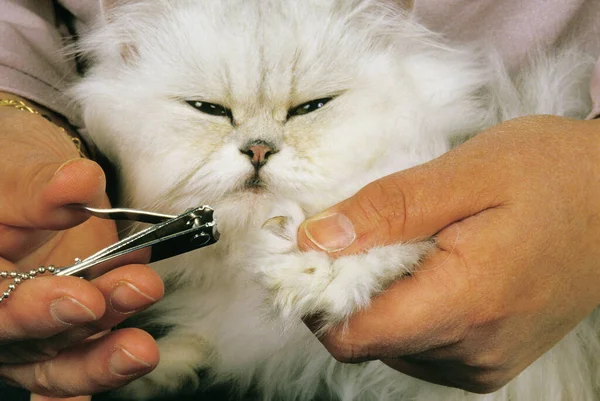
[224,188,275,205]
[212,191,282,231]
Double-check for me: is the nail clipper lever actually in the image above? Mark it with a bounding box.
[54,206,219,277]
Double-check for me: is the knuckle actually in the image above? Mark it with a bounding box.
[468,350,509,372]
[327,343,362,364]
[465,373,510,394]
[31,362,62,396]
[322,336,373,364]
[454,341,511,374]
[449,367,511,394]
[355,179,408,243]
[31,359,109,397]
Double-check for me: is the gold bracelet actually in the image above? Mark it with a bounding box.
[0,99,88,158]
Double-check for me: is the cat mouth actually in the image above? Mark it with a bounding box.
[243,174,267,192]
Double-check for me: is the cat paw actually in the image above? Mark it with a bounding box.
[253,209,434,329]
[117,332,212,400]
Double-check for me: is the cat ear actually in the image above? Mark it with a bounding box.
[99,0,139,64]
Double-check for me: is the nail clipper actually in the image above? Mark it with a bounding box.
[54,205,219,277]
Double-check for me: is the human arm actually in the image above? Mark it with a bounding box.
[298,115,600,393]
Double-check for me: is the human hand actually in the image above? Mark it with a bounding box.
[0,97,164,398]
[297,115,600,393]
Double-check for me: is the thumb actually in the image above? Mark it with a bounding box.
[0,109,107,229]
[297,132,508,256]
[37,157,108,228]
[0,156,106,230]
[31,395,91,401]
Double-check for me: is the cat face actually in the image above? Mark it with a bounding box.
[76,0,487,217]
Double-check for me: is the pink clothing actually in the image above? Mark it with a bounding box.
[0,0,599,122]
[413,0,600,118]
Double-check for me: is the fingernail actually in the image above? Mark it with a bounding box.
[110,281,156,314]
[51,297,97,325]
[52,158,82,179]
[109,347,152,377]
[303,212,356,252]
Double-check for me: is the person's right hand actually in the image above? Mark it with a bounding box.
[0,96,164,399]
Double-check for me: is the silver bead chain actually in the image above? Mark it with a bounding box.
[0,266,59,304]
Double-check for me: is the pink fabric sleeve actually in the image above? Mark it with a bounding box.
[413,0,600,119]
[0,0,79,123]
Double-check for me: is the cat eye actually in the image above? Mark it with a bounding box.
[186,100,233,120]
[287,97,333,118]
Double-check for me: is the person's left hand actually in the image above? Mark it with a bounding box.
[297,115,600,393]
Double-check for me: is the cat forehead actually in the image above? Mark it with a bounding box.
[103,0,401,101]
[127,0,381,51]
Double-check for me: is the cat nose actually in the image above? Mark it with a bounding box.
[240,140,278,168]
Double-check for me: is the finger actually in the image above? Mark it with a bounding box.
[31,394,90,401]
[0,108,106,229]
[0,328,159,397]
[380,357,455,389]
[3,264,162,364]
[381,356,498,393]
[0,225,54,262]
[385,351,508,394]
[88,263,163,325]
[47,264,164,349]
[0,156,107,230]
[0,157,108,260]
[0,265,105,344]
[297,130,509,255]
[314,206,512,361]
[316,249,471,361]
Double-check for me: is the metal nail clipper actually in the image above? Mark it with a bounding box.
[55,205,219,277]
[0,205,218,303]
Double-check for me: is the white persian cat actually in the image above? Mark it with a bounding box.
[73,1,600,400]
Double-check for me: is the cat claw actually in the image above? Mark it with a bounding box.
[262,216,294,241]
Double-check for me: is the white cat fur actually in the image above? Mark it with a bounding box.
[72,1,600,400]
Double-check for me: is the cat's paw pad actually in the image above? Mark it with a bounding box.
[252,201,434,327]
[256,219,361,324]
[258,248,334,322]
[255,237,433,328]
